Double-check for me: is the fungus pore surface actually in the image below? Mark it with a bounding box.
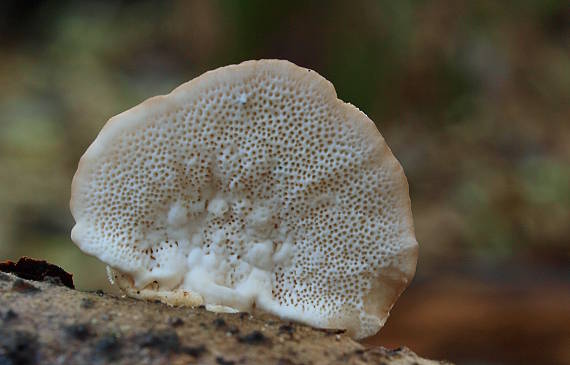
[70,60,418,339]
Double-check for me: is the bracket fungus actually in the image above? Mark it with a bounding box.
[70,59,418,339]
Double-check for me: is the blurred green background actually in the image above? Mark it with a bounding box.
[0,1,568,364]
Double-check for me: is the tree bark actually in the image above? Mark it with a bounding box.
[0,264,451,365]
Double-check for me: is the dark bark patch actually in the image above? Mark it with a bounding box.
[317,328,346,336]
[278,324,295,335]
[167,317,184,327]
[237,330,269,345]
[93,334,121,361]
[212,317,226,329]
[134,330,206,358]
[64,323,92,341]
[0,257,74,289]
[137,329,180,353]
[0,330,38,365]
[386,347,403,357]
[183,345,206,358]
[1,309,18,322]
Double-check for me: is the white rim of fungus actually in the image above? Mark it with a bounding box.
[70,59,418,339]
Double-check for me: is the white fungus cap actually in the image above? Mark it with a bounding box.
[70,59,418,339]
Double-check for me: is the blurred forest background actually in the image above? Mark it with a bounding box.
[0,1,568,364]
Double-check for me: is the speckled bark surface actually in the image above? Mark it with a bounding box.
[0,271,451,365]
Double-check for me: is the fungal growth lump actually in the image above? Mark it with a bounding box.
[70,59,418,339]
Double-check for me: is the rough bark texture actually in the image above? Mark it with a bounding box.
[0,268,451,365]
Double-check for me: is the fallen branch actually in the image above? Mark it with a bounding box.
[0,259,451,365]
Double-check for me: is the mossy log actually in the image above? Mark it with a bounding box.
[0,259,451,365]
